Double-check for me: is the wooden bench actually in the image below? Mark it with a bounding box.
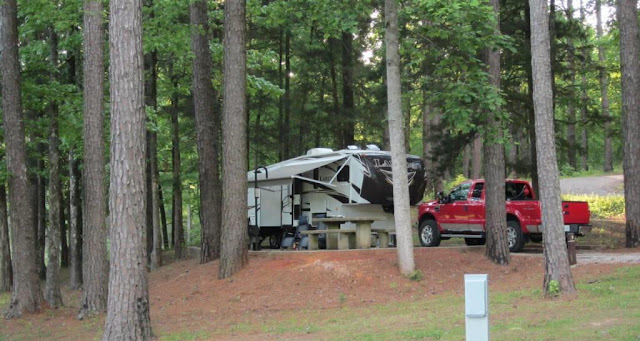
[300,230,355,250]
[371,228,396,248]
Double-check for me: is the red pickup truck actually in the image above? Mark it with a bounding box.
[416,179,591,252]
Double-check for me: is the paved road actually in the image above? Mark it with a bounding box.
[559,174,624,196]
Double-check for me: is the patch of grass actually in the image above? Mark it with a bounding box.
[562,194,625,219]
[0,292,9,306]
[339,292,347,304]
[406,270,423,281]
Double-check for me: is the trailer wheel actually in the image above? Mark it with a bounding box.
[419,219,441,247]
[508,220,525,252]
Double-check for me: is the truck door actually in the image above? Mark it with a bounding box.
[439,182,472,231]
[467,182,485,231]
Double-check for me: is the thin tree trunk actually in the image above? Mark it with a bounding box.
[2,0,43,318]
[596,0,613,172]
[462,145,471,179]
[385,0,415,276]
[102,0,152,337]
[60,178,69,269]
[159,181,169,248]
[45,27,63,308]
[190,0,222,263]
[0,181,12,292]
[525,1,540,195]
[150,133,162,269]
[529,0,576,295]
[37,159,46,280]
[566,0,577,170]
[219,0,248,279]
[484,0,510,266]
[69,151,82,289]
[78,0,108,319]
[618,0,640,248]
[342,31,355,147]
[284,31,291,158]
[328,38,341,147]
[171,88,184,259]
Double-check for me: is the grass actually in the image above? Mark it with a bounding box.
[559,165,623,178]
[158,266,640,341]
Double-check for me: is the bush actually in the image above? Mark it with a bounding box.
[562,194,625,219]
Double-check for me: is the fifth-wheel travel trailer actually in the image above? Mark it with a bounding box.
[247,146,427,248]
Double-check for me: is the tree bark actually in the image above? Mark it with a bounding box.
[525,1,540,195]
[0,182,12,292]
[102,0,152,337]
[484,0,510,266]
[385,0,415,276]
[596,0,613,172]
[471,136,483,179]
[566,0,577,170]
[171,88,184,260]
[45,27,63,308]
[78,0,108,319]
[618,0,640,248]
[2,0,43,318]
[284,31,291,158]
[149,133,162,270]
[69,151,82,290]
[529,0,576,295]
[159,180,169,248]
[37,157,47,280]
[342,31,355,147]
[190,0,222,263]
[219,0,248,279]
[579,1,589,171]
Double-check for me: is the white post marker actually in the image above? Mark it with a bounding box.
[465,274,489,341]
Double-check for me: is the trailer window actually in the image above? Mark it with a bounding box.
[337,166,349,182]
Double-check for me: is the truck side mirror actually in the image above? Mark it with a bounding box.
[437,191,445,204]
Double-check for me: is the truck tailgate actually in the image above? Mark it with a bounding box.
[561,201,590,224]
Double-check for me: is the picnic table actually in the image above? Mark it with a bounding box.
[301,217,395,250]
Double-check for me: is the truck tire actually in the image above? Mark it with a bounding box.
[419,219,441,247]
[507,220,525,252]
[465,238,486,246]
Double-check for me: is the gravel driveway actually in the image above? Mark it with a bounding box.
[560,174,624,196]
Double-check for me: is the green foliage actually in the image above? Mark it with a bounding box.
[406,270,423,281]
[562,194,625,219]
[547,279,560,297]
[444,174,468,194]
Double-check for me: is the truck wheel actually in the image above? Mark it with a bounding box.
[419,219,441,247]
[508,220,525,252]
[465,238,486,246]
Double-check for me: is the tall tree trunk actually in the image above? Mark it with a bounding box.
[219,0,248,279]
[159,181,169,248]
[579,1,589,171]
[190,0,222,263]
[618,0,640,248]
[78,0,108,319]
[385,0,415,276]
[462,145,471,178]
[45,28,63,308]
[529,0,576,295]
[60,179,69,269]
[144,10,162,269]
[404,86,411,151]
[2,0,43,318]
[328,38,341,147]
[471,137,483,178]
[566,0,577,170]
[102,0,152,337]
[484,0,510,266]
[342,31,355,147]
[171,88,184,259]
[37,158,47,280]
[0,182,11,292]
[278,31,284,161]
[525,1,540,195]
[283,31,291,158]
[69,151,82,290]
[596,0,613,172]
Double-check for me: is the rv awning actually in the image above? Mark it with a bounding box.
[248,154,348,182]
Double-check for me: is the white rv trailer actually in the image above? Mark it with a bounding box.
[247,146,427,248]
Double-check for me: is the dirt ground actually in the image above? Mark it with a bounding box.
[2,245,639,340]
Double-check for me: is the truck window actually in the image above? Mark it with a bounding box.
[506,182,531,200]
[450,183,471,201]
[471,183,484,199]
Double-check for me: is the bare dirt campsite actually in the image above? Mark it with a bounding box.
[2,220,639,341]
